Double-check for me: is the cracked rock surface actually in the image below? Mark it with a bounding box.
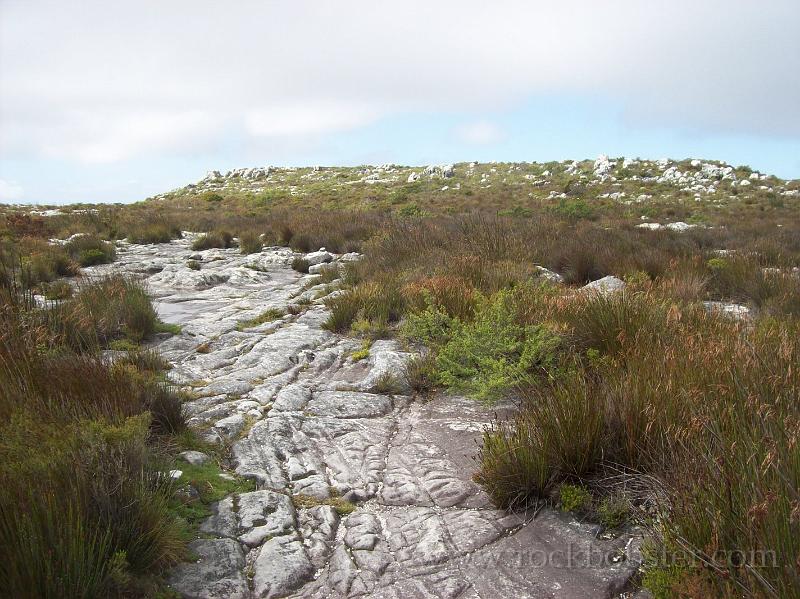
[89,235,643,598]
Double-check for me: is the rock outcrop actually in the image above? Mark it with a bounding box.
[86,236,644,598]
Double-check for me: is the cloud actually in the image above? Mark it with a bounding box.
[244,103,382,138]
[0,0,798,166]
[0,179,24,201]
[455,121,506,145]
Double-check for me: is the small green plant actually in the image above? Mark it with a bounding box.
[372,372,404,395]
[350,340,371,361]
[154,321,182,335]
[596,495,630,529]
[186,260,200,271]
[558,484,592,512]
[236,308,284,330]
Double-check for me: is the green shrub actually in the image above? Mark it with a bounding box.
[434,291,562,402]
[350,340,371,361]
[186,260,201,271]
[558,484,592,512]
[64,235,115,266]
[79,248,109,266]
[596,495,630,529]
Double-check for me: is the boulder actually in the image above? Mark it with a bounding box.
[304,249,334,266]
[179,450,211,466]
[582,276,626,294]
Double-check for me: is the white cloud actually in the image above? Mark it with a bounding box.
[455,121,506,145]
[0,0,798,165]
[244,103,382,138]
[0,179,24,201]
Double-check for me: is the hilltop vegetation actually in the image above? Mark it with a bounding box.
[1,157,799,598]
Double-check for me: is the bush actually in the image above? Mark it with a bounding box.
[47,276,158,350]
[42,279,73,300]
[187,260,200,271]
[323,281,404,334]
[127,223,182,244]
[190,231,234,251]
[239,231,262,255]
[559,484,592,512]
[291,257,310,273]
[432,291,562,402]
[64,234,115,266]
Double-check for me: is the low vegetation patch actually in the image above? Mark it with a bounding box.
[236,307,284,330]
[191,231,234,251]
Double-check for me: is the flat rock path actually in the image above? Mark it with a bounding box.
[90,236,643,599]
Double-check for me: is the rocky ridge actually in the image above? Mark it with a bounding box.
[84,236,646,599]
[150,156,797,211]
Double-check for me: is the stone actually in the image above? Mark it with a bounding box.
[535,265,564,283]
[703,301,751,321]
[304,249,333,266]
[168,539,248,599]
[252,534,314,598]
[179,450,211,466]
[582,275,626,294]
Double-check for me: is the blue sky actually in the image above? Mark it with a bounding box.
[1,1,799,204]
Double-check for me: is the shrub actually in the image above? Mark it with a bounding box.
[42,279,73,300]
[596,495,630,529]
[187,260,201,271]
[190,231,234,251]
[559,484,592,512]
[404,353,437,394]
[50,276,158,350]
[239,231,262,255]
[323,281,404,334]
[126,223,182,244]
[474,418,555,509]
[291,257,310,273]
[64,235,115,266]
[433,291,562,402]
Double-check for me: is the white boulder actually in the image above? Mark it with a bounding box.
[582,276,626,294]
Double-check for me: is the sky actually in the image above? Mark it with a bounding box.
[1,0,799,205]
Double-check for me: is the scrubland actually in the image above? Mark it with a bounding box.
[1,159,798,597]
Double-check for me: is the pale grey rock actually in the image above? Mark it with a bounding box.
[252,534,314,598]
[179,450,211,466]
[168,539,248,599]
[703,301,751,320]
[304,249,333,266]
[582,275,626,294]
[535,265,564,283]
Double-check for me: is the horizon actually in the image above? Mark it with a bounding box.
[2,0,799,204]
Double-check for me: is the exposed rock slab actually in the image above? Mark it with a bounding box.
[91,238,643,598]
